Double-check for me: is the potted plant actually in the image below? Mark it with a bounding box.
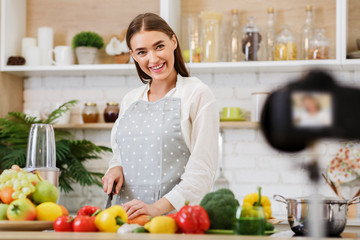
[0,100,111,193]
[72,31,104,64]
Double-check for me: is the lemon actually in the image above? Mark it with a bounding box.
[144,216,177,234]
[36,202,62,221]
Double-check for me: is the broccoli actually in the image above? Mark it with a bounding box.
[200,188,240,230]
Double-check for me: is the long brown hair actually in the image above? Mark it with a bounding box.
[126,13,189,84]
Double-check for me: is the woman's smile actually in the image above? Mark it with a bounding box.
[149,62,165,73]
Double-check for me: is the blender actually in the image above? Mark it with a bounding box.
[25,124,59,187]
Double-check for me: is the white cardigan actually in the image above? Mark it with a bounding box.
[108,75,219,210]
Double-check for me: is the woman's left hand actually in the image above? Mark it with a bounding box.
[123,200,160,219]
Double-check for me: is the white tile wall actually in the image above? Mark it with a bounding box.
[23,70,358,215]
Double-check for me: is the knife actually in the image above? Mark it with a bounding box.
[105,182,117,209]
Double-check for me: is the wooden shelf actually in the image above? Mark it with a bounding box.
[54,123,114,130]
[53,121,259,130]
[1,60,343,77]
[220,121,259,129]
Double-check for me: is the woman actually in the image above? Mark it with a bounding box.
[102,13,219,219]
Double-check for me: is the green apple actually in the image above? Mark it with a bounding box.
[32,180,58,204]
[0,204,9,220]
[7,198,36,220]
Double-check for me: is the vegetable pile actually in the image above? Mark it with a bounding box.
[53,187,274,235]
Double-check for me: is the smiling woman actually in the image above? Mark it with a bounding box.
[101,13,219,220]
[125,13,189,85]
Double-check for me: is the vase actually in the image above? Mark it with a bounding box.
[114,53,130,64]
[75,46,99,64]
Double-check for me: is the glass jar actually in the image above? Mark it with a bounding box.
[184,14,201,63]
[82,102,99,123]
[233,206,266,235]
[308,28,330,60]
[200,11,223,62]
[275,25,297,61]
[104,102,120,123]
[229,9,241,62]
[241,17,262,61]
[300,5,314,60]
[265,8,275,61]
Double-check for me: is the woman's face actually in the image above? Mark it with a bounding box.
[303,97,319,114]
[130,31,177,82]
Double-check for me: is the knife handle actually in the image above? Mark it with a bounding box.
[109,182,117,200]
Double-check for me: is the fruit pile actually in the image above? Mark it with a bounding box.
[0,165,67,221]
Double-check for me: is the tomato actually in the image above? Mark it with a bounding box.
[73,215,97,232]
[77,205,100,216]
[54,216,73,232]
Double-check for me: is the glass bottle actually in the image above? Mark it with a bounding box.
[300,5,314,60]
[275,25,297,61]
[82,102,99,123]
[308,28,330,60]
[265,8,275,61]
[230,9,241,62]
[200,11,223,62]
[241,17,262,61]
[104,102,120,123]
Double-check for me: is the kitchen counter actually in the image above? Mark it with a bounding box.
[0,232,358,240]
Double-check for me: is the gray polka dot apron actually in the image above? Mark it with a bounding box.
[115,97,190,204]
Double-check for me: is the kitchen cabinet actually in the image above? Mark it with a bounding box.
[1,0,359,77]
[0,1,23,117]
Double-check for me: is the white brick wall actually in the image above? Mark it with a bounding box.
[23,70,358,216]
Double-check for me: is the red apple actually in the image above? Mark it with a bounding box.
[7,198,36,221]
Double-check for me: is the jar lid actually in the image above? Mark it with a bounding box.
[85,102,97,106]
[231,9,239,14]
[106,102,119,106]
[306,5,312,11]
[267,7,274,14]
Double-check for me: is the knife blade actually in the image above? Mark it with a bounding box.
[105,182,117,209]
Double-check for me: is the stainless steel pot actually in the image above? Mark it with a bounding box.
[274,195,360,236]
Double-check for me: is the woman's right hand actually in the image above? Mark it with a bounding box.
[102,166,124,195]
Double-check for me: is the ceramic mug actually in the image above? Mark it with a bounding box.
[222,107,245,119]
[251,92,270,122]
[49,46,75,66]
[21,38,37,57]
[25,46,41,66]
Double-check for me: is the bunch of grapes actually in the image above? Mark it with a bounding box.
[0,165,39,200]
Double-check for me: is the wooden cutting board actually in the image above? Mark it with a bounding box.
[0,220,53,231]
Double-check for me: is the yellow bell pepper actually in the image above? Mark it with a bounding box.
[243,187,272,219]
[94,205,128,232]
[144,216,177,234]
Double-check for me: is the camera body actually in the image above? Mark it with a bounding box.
[261,70,360,152]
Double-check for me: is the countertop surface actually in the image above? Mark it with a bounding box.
[0,231,359,240]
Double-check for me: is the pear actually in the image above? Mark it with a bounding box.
[0,204,9,220]
[32,180,59,204]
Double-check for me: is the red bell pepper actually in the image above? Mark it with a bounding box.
[77,205,101,216]
[175,201,210,234]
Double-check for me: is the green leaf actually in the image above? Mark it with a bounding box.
[0,101,111,192]
[45,100,78,124]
